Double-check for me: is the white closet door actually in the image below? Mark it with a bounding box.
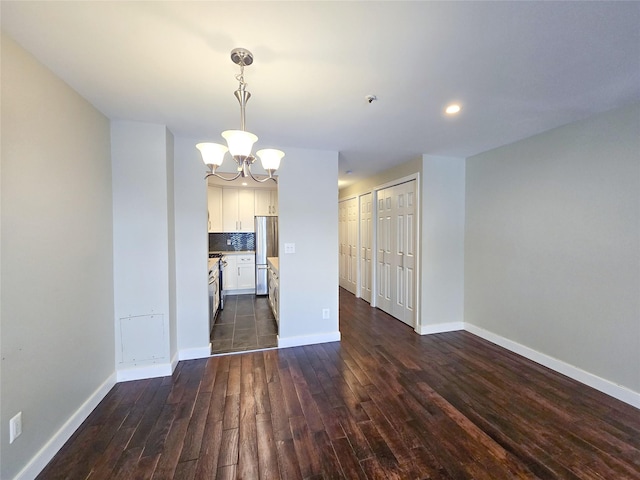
[359,193,373,303]
[391,181,416,326]
[339,200,348,289]
[339,198,358,294]
[376,188,392,314]
[375,180,416,326]
[347,198,358,294]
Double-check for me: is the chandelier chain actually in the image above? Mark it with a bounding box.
[235,63,246,88]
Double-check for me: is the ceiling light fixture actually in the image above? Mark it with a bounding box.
[445,103,462,115]
[197,48,284,183]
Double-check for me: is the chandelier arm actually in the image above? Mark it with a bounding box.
[205,171,243,182]
[247,168,277,184]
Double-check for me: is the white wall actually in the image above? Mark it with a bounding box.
[111,121,175,379]
[173,136,210,358]
[419,155,466,333]
[465,104,640,397]
[1,34,115,480]
[278,147,340,346]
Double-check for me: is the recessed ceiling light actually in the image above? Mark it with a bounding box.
[445,104,462,115]
[241,182,248,186]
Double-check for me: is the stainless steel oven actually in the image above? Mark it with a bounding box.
[209,253,226,313]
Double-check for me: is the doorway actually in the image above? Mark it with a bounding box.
[210,294,278,354]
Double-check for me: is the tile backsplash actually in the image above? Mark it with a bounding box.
[209,232,255,252]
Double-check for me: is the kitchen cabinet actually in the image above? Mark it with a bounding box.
[208,259,220,333]
[223,253,256,292]
[267,258,279,324]
[223,188,255,232]
[237,255,255,290]
[207,186,222,232]
[222,254,237,290]
[254,189,278,216]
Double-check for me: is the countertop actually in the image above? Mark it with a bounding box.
[267,257,279,274]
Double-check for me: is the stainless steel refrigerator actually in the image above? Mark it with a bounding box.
[255,216,278,295]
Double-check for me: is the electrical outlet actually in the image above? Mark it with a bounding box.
[322,308,330,319]
[9,412,22,444]
[226,239,232,245]
[284,243,295,254]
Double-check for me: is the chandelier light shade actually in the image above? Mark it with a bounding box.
[196,142,228,167]
[221,130,258,158]
[256,149,284,171]
[198,48,284,183]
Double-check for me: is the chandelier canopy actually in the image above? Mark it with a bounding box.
[197,48,284,183]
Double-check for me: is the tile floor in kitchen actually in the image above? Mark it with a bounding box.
[210,294,278,354]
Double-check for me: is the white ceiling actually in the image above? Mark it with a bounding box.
[2,1,639,187]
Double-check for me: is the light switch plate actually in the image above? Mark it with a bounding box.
[284,243,296,254]
[9,412,22,444]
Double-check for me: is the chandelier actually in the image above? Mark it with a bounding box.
[197,48,284,183]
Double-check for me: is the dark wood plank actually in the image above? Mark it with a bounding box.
[178,391,211,462]
[256,413,280,479]
[192,420,223,478]
[238,353,259,479]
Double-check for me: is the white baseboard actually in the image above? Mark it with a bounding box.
[278,331,341,349]
[13,373,117,480]
[116,362,174,382]
[179,345,211,361]
[415,321,464,335]
[464,323,640,409]
[223,288,254,295]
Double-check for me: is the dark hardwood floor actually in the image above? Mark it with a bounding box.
[38,289,640,479]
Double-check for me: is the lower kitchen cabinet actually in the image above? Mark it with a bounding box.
[223,253,255,293]
[268,262,279,324]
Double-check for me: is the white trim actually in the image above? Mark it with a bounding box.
[373,173,420,192]
[116,362,173,382]
[171,351,179,371]
[415,321,464,335]
[12,373,117,480]
[210,346,278,357]
[223,288,254,295]
[179,345,211,361]
[464,323,640,409]
[278,331,341,349]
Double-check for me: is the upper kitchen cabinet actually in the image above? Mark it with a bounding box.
[223,188,255,232]
[207,186,222,232]
[254,189,278,216]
